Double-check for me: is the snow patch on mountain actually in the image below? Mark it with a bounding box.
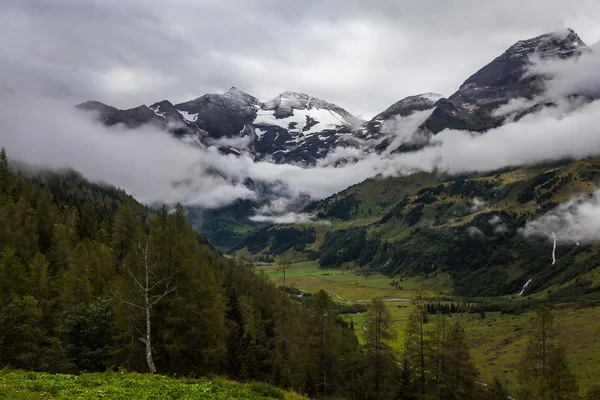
[178,110,198,122]
[254,108,347,134]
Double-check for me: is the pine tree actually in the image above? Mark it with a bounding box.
[363,297,397,400]
[0,148,9,196]
[404,291,432,397]
[0,248,27,301]
[305,290,340,397]
[276,252,294,380]
[28,252,49,303]
[431,312,450,387]
[60,298,113,372]
[397,358,418,400]
[441,320,479,399]
[0,294,45,369]
[59,242,93,312]
[516,307,578,400]
[226,286,248,380]
[110,202,140,267]
[35,193,55,253]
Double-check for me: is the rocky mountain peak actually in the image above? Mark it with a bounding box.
[424,29,589,134]
[453,29,588,104]
[504,28,586,61]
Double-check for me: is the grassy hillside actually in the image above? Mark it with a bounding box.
[236,158,600,300]
[0,371,306,400]
[257,261,600,396]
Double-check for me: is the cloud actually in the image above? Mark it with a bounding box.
[469,198,488,212]
[389,99,600,175]
[491,97,541,118]
[210,135,254,149]
[494,225,508,235]
[488,215,502,225]
[529,42,600,100]
[0,96,255,208]
[1,1,600,118]
[521,191,600,243]
[6,35,600,218]
[379,109,434,156]
[5,94,600,214]
[249,212,327,225]
[467,226,484,238]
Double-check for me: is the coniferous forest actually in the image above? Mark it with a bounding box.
[0,147,594,400]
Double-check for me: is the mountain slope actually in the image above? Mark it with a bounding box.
[233,157,600,302]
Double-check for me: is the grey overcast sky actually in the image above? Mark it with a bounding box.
[2,0,600,118]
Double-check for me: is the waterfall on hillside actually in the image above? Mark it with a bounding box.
[552,232,557,265]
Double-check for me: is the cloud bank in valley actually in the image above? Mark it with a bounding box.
[4,91,600,215]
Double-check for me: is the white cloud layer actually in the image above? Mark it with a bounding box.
[4,92,600,212]
[249,212,326,225]
[521,191,600,243]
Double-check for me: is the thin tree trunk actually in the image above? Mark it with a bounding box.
[145,297,156,373]
[420,307,425,396]
[144,243,156,374]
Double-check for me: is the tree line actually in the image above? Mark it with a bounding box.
[0,148,596,399]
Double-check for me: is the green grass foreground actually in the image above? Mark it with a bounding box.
[0,371,306,400]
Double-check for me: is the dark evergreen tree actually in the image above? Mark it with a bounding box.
[226,287,249,380]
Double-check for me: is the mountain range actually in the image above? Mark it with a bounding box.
[77,29,590,166]
[76,28,600,272]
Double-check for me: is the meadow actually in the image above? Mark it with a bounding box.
[0,371,306,400]
[257,261,600,396]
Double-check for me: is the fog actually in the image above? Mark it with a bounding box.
[4,39,600,222]
[521,191,600,243]
[4,91,600,217]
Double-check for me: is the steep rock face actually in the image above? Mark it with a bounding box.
[174,87,260,139]
[425,29,588,133]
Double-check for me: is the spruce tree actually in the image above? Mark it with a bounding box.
[0,148,9,196]
[363,297,397,400]
[516,307,578,400]
[226,286,248,379]
[305,290,340,397]
[404,291,432,397]
[441,320,478,399]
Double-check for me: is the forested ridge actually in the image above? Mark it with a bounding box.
[0,148,594,399]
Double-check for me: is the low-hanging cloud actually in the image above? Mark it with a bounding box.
[0,96,255,208]
[529,42,600,100]
[521,191,600,243]
[5,93,600,215]
[249,212,328,225]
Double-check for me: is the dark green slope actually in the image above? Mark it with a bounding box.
[234,158,600,301]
